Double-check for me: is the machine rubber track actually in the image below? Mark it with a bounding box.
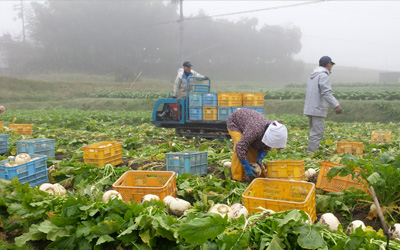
[175,125,230,140]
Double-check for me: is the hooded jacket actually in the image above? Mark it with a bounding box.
[304,66,339,118]
[173,68,203,98]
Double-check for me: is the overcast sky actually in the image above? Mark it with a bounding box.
[1,1,399,72]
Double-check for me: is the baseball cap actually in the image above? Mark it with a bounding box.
[319,56,335,66]
[183,61,192,67]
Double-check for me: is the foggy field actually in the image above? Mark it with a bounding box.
[1,1,400,249]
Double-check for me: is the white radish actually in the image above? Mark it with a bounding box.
[169,198,191,216]
[52,183,67,196]
[389,224,400,240]
[163,195,176,207]
[82,185,97,196]
[347,220,366,234]
[209,204,234,220]
[102,190,123,203]
[319,213,341,231]
[39,183,55,195]
[141,194,160,203]
[223,162,231,168]
[230,203,248,219]
[305,168,317,179]
[15,153,31,165]
[4,163,13,167]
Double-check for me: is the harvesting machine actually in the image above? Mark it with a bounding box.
[151,77,230,140]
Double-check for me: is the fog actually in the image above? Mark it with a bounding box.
[0,1,399,84]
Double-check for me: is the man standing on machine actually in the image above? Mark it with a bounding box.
[159,61,208,120]
[172,61,208,98]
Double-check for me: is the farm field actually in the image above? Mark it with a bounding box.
[0,109,400,249]
[1,0,399,248]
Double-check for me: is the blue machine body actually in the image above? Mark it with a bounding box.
[151,77,229,139]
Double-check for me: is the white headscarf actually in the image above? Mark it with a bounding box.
[262,121,288,148]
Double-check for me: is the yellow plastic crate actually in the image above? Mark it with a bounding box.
[112,171,177,202]
[371,130,391,144]
[242,93,264,107]
[316,161,370,194]
[82,141,122,167]
[218,93,242,107]
[266,160,305,181]
[203,107,218,121]
[0,121,3,131]
[242,178,316,222]
[8,124,33,135]
[336,142,363,156]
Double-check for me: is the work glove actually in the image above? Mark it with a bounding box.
[203,76,209,80]
[257,151,266,167]
[171,94,177,99]
[239,159,257,179]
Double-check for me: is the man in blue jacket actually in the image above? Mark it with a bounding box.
[304,56,343,153]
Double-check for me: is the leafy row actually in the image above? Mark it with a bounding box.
[90,90,400,101]
[91,91,168,99]
[376,102,400,117]
[265,90,400,100]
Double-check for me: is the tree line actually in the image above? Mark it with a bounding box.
[1,1,304,82]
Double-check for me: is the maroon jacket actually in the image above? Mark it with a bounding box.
[227,108,271,161]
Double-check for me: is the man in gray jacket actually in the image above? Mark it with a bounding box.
[304,56,343,153]
[173,61,207,98]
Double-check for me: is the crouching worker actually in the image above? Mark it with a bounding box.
[227,108,288,182]
[0,106,5,115]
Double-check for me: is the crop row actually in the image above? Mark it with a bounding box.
[91,91,168,99]
[265,90,400,100]
[91,90,400,101]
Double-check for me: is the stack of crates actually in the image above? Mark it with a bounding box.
[218,93,242,121]
[17,138,55,158]
[242,93,265,114]
[189,92,203,120]
[188,92,265,121]
[0,134,9,154]
[203,93,218,120]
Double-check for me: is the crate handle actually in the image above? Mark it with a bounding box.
[114,178,125,186]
